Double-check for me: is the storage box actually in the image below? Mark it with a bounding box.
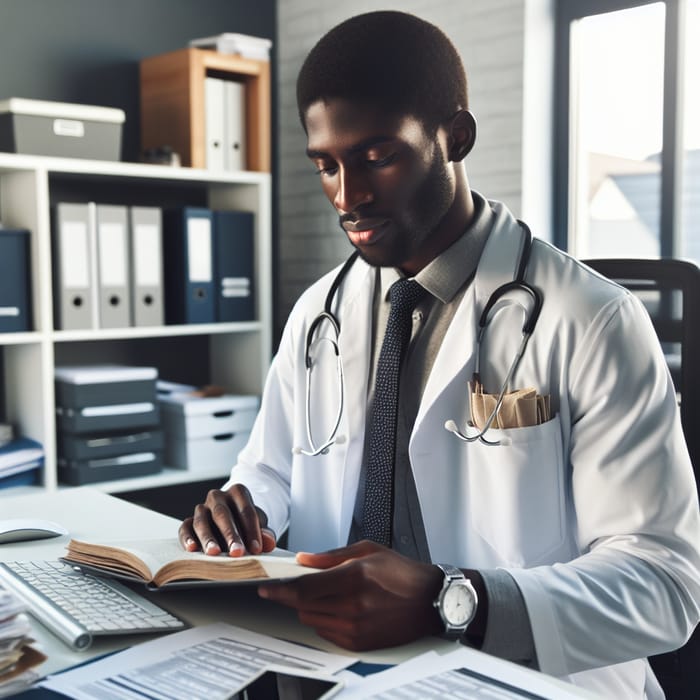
[55,365,158,407]
[165,431,250,471]
[189,33,272,61]
[58,451,162,485]
[159,393,259,439]
[0,98,124,161]
[58,429,164,461]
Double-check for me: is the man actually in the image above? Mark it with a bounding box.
[179,11,700,698]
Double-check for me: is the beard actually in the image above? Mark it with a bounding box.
[348,141,455,270]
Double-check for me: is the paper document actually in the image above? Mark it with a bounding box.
[40,622,356,700]
[337,649,600,700]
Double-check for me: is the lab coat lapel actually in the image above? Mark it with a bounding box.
[335,258,374,542]
[414,202,527,438]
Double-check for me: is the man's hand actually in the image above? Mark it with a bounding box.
[178,484,277,557]
[257,540,445,651]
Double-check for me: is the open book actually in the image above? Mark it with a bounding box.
[63,538,319,590]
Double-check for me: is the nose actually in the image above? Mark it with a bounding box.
[333,166,373,213]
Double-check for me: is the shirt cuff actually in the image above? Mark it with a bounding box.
[476,568,539,668]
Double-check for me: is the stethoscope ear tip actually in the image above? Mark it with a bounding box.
[292,446,302,455]
[444,420,458,433]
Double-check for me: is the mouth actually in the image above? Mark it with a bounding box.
[341,218,390,246]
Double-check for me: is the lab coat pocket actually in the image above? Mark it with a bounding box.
[468,415,565,567]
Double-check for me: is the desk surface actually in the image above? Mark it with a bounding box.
[0,488,594,699]
[0,487,456,676]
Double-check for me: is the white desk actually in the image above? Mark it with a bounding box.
[0,488,596,698]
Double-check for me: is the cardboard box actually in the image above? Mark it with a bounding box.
[0,98,124,161]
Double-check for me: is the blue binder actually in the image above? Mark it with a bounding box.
[213,210,255,322]
[0,228,31,332]
[162,207,215,324]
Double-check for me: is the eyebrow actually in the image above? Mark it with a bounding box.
[305,135,397,160]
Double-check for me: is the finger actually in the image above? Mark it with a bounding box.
[228,484,264,554]
[261,526,277,552]
[205,489,246,556]
[178,518,200,552]
[191,503,225,555]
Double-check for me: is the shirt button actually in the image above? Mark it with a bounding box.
[400,535,410,545]
[412,310,423,322]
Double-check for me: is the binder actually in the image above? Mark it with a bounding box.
[95,204,130,328]
[205,76,226,170]
[129,206,164,327]
[162,207,215,324]
[0,228,32,332]
[52,202,97,330]
[224,80,246,171]
[213,210,255,321]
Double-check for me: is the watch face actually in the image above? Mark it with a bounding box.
[443,582,475,626]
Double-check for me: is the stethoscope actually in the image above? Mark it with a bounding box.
[293,222,542,456]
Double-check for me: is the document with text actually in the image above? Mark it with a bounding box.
[39,622,356,700]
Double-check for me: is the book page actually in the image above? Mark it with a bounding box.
[65,538,317,585]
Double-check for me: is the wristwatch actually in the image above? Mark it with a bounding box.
[433,564,478,639]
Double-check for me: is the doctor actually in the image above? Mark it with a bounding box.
[179,11,700,698]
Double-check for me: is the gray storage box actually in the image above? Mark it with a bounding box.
[0,98,125,161]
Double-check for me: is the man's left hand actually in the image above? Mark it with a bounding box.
[257,540,444,651]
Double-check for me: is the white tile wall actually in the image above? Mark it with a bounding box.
[276,0,553,331]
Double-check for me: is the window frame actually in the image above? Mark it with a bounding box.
[553,0,686,257]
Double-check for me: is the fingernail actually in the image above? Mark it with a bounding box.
[185,537,195,548]
[251,539,260,552]
[205,540,218,553]
[229,542,244,556]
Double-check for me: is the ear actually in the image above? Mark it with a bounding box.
[447,110,477,162]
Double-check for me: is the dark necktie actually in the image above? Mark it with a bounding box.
[361,278,426,546]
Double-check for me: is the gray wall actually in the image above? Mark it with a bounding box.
[0,0,276,163]
[275,0,554,336]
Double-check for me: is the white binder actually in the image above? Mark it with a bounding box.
[224,80,246,171]
[129,206,164,327]
[204,76,226,170]
[53,202,98,330]
[95,204,130,328]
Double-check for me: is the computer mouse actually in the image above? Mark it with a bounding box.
[0,518,69,544]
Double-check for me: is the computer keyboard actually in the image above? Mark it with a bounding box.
[0,559,187,650]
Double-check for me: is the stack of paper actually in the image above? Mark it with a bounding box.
[0,588,46,697]
[0,436,43,489]
[189,33,272,61]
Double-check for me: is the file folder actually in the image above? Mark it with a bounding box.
[213,210,255,321]
[96,204,130,328]
[52,202,97,330]
[0,228,32,332]
[224,80,246,171]
[205,76,226,170]
[162,207,215,324]
[129,206,164,327]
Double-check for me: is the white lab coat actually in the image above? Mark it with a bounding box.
[228,200,700,698]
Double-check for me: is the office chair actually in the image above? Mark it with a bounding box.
[584,258,700,700]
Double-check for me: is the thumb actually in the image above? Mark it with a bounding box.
[296,540,381,569]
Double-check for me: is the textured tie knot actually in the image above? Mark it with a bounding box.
[388,278,425,318]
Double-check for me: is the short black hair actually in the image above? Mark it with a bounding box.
[296,11,468,132]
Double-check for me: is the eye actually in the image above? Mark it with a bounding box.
[313,160,338,177]
[366,153,397,169]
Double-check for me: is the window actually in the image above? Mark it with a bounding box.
[555,0,699,263]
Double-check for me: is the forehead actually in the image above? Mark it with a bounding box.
[304,98,428,154]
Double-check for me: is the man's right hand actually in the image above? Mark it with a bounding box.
[178,484,277,557]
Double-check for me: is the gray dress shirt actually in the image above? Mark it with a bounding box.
[348,192,537,666]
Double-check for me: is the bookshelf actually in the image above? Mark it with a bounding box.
[0,152,271,496]
[140,48,271,172]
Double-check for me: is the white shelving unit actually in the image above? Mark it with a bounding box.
[0,152,272,496]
